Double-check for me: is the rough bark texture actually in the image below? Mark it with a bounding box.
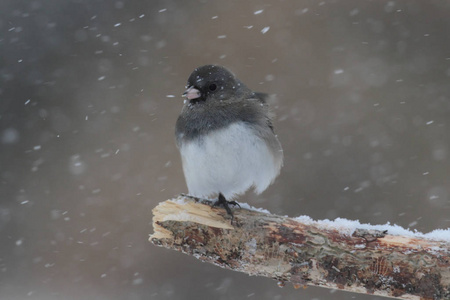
[150,196,450,300]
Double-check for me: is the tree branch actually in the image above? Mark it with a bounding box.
[149,196,450,300]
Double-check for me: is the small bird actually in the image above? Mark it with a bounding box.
[175,65,283,217]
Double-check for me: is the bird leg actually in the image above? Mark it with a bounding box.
[213,193,241,218]
[181,193,241,222]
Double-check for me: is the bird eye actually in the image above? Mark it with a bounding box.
[208,83,217,91]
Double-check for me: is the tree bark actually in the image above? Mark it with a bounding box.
[149,196,450,300]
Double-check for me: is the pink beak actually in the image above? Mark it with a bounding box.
[183,86,201,100]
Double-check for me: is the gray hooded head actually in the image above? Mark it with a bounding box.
[176,65,273,144]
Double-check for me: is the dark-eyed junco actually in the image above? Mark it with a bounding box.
[175,65,283,216]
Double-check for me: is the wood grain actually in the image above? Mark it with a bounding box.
[150,196,450,300]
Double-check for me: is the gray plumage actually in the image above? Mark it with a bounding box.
[175,65,283,200]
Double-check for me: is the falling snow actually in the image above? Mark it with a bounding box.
[261,26,270,34]
[2,2,449,300]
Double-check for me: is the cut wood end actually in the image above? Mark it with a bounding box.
[149,196,234,241]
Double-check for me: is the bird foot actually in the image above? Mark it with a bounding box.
[181,193,240,224]
[213,193,240,222]
[180,193,214,205]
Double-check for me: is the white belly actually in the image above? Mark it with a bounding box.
[179,122,282,199]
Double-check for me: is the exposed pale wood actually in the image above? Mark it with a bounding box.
[150,196,450,300]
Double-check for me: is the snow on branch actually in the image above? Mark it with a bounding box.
[150,196,450,300]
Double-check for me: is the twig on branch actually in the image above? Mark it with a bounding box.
[150,196,450,300]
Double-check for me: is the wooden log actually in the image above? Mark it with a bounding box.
[149,196,450,300]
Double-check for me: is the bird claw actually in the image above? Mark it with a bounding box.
[180,193,198,200]
[180,193,214,205]
[181,193,240,224]
[226,200,241,209]
[213,193,241,224]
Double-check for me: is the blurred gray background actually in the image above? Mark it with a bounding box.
[1,0,450,299]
